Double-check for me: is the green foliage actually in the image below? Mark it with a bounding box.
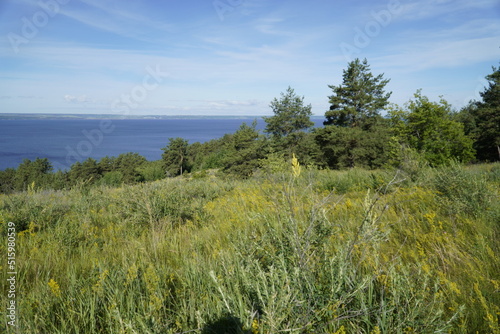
[263,86,314,154]
[317,59,393,170]
[0,163,499,333]
[162,137,189,176]
[315,123,391,169]
[137,160,165,182]
[3,62,500,332]
[431,161,495,217]
[99,170,124,187]
[389,91,475,165]
[97,155,117,173]
[324,58,391,129]
[114,152,147,183]
[385,139,429,181]
[69,158,102,185]
[188,136,232,171]
[457,65,500,162]
[222,121,268,178]
[0,168,16,193]
[13,158,53,191]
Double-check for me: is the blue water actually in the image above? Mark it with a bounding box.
[0,117,325,171]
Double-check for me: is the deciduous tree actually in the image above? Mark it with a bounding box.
[389,91,475,165]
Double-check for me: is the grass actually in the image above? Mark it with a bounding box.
[1,162,499,333]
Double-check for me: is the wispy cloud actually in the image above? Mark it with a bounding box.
[206,99,261,108]
[376,37,500,72]
[397,0,499,21]
[0,0,497,114]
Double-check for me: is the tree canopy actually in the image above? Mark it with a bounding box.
[324,58,391,129]
[1,60,499,194]
[223,121,267,177]
[162,137,189,176]
[460,65,500,161]
[264,86,314,153]
[389,91,475,165]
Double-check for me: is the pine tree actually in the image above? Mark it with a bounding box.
[223,121,267,177]
[162,138,189,176]
[264,86,314,153]
[324,58,391,128]
[474,65,500,161]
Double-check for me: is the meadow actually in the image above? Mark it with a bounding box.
[1,161,499,333]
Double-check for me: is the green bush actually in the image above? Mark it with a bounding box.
[432,162,494,217]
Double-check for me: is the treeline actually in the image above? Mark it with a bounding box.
[0,153,165,193]
[1,58,498,193]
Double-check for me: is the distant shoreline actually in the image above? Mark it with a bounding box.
[0,113,325,121]
[0,113,260,120]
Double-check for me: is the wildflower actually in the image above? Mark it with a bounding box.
[333,325,346,334]
[144,265,160,294]
[93,269,109,294]
[251,319,259,334]
[124,264,138,287]
[291,153,301,177]
[48,279,61,298]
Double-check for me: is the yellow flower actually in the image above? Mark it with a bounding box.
[48,279,61,298]
[251,319,259,334]
[291,153,301,177]
[93,269,109,294]
[333,325,346,334]
[125,264,138,287]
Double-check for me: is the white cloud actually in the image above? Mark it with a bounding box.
[207,99,260,108]
[64,94,91,103]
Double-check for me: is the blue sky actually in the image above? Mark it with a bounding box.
[0,0,499,116]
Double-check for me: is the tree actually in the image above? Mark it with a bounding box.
[389,91,475,165]
[0,168,16,193]
[264,86,314,153]
[114,152,147,183]
[324,58,391,129]
[223,121,267,177]
[136,160,165,182]
[188,136,232,171]
[162,138,189,176]
[68,158,102,185]
[315,123,391,169]
[14,158,53,190]
[98,156,117,173]
[461,65,500,161]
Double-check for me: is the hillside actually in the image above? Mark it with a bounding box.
[1,163,499,333]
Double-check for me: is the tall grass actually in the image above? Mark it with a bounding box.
[1,163,499,333]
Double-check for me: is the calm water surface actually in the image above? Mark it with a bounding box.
[0,118,324,170]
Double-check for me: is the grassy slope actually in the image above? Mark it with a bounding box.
[1,163,499,333]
